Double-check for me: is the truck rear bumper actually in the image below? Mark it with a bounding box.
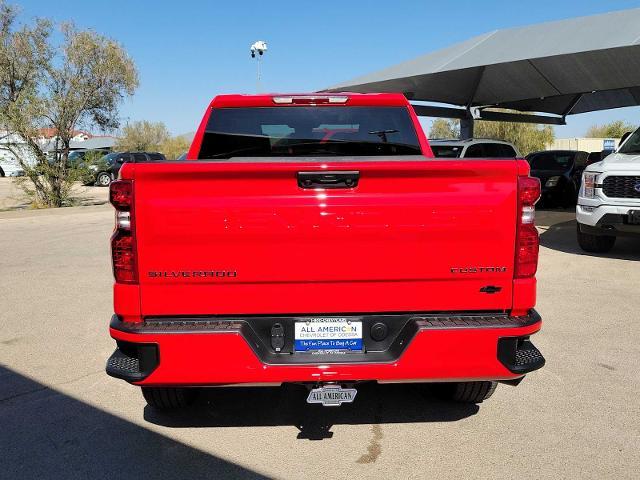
[107,311,544,386]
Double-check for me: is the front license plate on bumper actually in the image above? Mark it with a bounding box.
[294,318,362,351]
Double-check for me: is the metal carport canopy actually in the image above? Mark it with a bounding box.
[324,8,640,127]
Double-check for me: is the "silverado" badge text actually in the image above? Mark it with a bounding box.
[148,270,237,278]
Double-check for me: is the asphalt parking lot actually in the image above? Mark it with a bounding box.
[1,179,639,479]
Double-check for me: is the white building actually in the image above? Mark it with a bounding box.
[0,130,118,176]
[548,137,620,152]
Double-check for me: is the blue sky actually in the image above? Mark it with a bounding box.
[16,0,640,137]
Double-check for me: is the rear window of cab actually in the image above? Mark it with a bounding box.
[198,106,422,159]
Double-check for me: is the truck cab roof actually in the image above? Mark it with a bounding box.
[209,93,411,108]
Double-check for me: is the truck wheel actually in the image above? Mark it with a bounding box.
[141,387,198,409]
[434,381,498,403]
[576,223,616,253]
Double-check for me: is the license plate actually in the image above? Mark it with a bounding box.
[294,318,362,351]
[629,210,640,225]
[307,385,357,406]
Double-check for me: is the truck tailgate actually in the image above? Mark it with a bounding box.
[129,158,518,316]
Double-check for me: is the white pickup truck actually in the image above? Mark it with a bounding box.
[577,127,640,252]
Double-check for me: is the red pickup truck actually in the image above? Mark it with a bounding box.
[106,93,545,409]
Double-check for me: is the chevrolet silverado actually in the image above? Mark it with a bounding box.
[106,93,545,409]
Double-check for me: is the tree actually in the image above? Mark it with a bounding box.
[585,120,636,139]
[429,119,459,139]
[475,120,554,156]
[116,120,169,152]
[160,134,191,160]
[0,2,138,207]
[428,116,555,156]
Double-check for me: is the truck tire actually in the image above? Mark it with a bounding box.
[576,223,616,253]
[141,387,198,409]
[434,381,498,403]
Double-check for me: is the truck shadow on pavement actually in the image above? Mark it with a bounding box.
[143,383,480,441]
[0,365,268,479]
[539,219,640,261]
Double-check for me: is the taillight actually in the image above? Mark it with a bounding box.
[515,177,541,279]
[110,180,133,209]
[112,231,137,283]
[110,180,137,284]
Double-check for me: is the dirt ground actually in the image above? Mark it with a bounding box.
[0,177,109,211]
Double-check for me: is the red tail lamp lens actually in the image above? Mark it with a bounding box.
[112,231,137,283]
[518,176,541,206]
[515,224,539,278]
[110,180,132,210]
[515,176,541,279]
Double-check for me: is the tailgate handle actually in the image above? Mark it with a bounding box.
[298,171,359,189]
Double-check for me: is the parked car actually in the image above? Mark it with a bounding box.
[526,150,588,207]
[67,148,111,165]
[430,138,519,158]
[89,151,166,186]
[45,149,110,179]
[577,126,640,253]
[586,151,604,166]
[105,93,545,410]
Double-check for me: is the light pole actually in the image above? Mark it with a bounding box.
[250,41,267,93]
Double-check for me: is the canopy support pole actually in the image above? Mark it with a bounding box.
[562,93,583,121]
[460,117,474,139]
[459,67,484,139]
